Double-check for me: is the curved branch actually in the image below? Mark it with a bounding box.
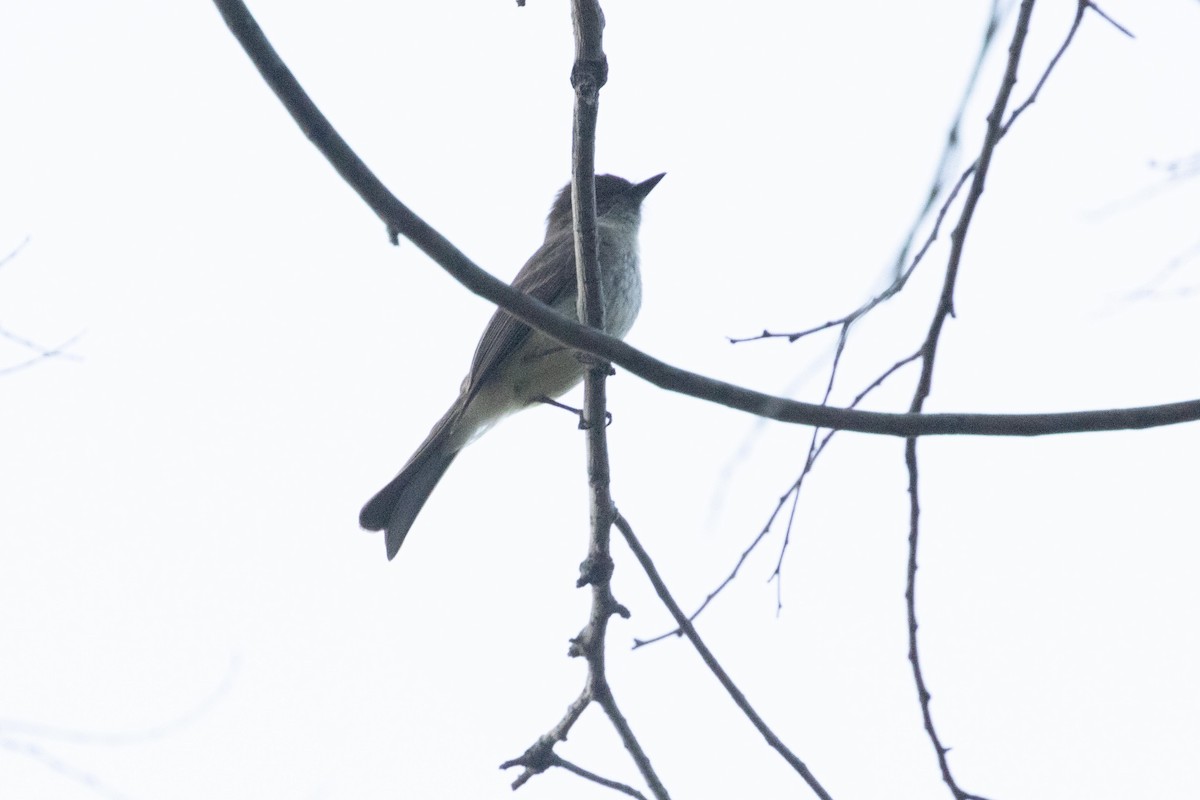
[210,0,1200,442]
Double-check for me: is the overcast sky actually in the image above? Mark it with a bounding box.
[2,2,1199,799]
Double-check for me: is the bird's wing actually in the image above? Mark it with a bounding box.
[462,233,577,400]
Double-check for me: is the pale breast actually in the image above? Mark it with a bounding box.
[597,217,643,339]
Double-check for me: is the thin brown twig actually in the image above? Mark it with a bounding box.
[1001,0,1088,134]
[760,0,1137,622]
[765,316,855,602]
[615,514,834,800]
[903,5,1122,796]
[773,349,924,579]
[765,324,852,607]
[904,2,1041,797]
[719,159,975,603]
[754,1,1130,355]
[725,95,979,620]
[736,2,1127,357]
[728,0,1011,349]
[553,754,649,799]
[632,350,916,648]
[902,2,1131,793]
[726,164,975,349]
[572,2,667,795]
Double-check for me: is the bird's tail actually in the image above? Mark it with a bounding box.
[360,399,465,559]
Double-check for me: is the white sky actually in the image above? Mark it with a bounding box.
[2,2,1199,799]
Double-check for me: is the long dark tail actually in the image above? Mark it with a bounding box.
[360,400,464,559]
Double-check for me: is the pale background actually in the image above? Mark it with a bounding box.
[2,2,1198,798]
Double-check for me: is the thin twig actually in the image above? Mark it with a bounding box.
[1001,0,1088,133]
[766,321,854,602]
[554,754,649,799]
[1087,1,1134,38]
[904,2,1041,797]
[727,164,975,349]
[902,2,1131,793]
[616,514,834,800]
[729,0,1010,349]
[628,350,910,648]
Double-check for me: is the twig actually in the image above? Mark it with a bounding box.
[728,163,976,350]
[728,0,1010,349]
[1001,0,1099,134]
[627,350,908,648]
[504,3,669,797]
[616,514,834,800]
[904,2,1042,797]
[554,754,649,799]
[1086,1,1134,38]
[899,3,1131,795]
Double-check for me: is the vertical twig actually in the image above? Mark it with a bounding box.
[568,3,670,799]
[905,3,1037,799]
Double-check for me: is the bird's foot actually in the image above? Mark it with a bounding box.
[535,396,613,429]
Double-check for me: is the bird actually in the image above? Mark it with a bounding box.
[360,173,665,559]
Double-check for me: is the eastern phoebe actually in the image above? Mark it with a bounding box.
[360,173,665,559]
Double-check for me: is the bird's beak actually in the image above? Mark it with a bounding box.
[631,172,666,202]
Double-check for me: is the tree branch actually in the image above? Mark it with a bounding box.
[567,1,668,797]
[554,754,649,800]
[616,514,834,800]
[905,3,1038,797]
[211,0,1200,440]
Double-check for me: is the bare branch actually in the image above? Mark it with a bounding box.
[903,2,1047,796]
[729,0,1010,349]
[616,514,834,800]
[210,0,1200,440]
[635,350,923,647]
[554,754,649,800]
[567,1,667,797]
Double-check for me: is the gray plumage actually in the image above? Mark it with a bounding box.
[360,174,664,559]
